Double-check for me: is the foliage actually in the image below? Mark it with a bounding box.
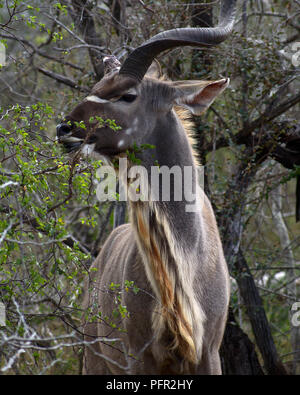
[0,0,299,375]
[0,102,101,373]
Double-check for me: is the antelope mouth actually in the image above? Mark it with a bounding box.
[57,127,98,153]
[56,121,95,153]
[57,132,115,157]
[57,134,84,153]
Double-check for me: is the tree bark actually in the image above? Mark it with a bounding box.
[220,308,264,375]
[235,249,288,375]
[270,165,300,374]
[69,0,104,79]
[113,202,126,229]
[219,159,287,375]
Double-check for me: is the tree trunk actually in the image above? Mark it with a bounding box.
[220,308,264,375]
[235,249,288,375]
[219,160,287,375]
[113,183,126,228]
[69,0,104,79]
[113,201,126,229]
[270,164,300,374]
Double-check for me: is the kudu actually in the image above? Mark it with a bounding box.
[57,0,237,375]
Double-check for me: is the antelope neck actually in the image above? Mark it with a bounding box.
[128,108,202,257]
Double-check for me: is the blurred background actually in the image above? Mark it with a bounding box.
[0,0,299,374]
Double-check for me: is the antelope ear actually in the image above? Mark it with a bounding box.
[172,78,229,115]
[146,59,162,79]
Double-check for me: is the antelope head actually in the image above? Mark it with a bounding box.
[57,0,236,159]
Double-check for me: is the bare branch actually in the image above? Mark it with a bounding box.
[37,67,89,92]
[0,32,84,71]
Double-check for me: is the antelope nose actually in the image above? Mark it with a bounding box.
[56,123,72,138]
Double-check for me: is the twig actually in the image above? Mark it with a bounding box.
[42,11,87,44]
[0,32,84,71]
[0,181,19,189]
[53,44,105,53]
[37,67,89,92]
[0,220,15,247]
[137,0,154,14]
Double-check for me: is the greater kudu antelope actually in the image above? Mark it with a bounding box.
[57,0,237,375]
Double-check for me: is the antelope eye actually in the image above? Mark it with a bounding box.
[118,94,137,103]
